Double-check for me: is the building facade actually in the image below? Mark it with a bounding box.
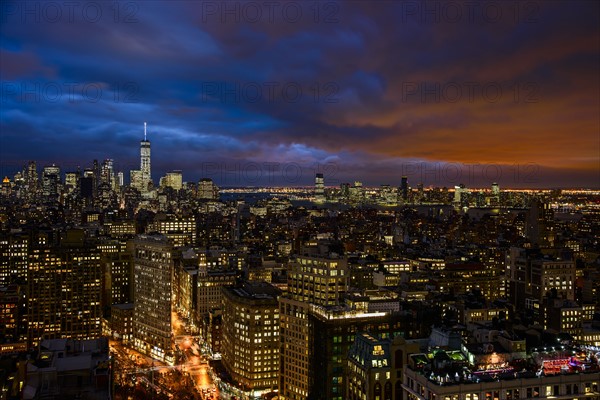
[132,234,174,364]
[221,282,281,396]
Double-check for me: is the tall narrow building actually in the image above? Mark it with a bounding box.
[132,234,174,364]
[525,198,555,247]
[315,173,325,202]
[130,123,152,193]
[400,176,408,202]
[140,122,151,185]
[279,253,348,400]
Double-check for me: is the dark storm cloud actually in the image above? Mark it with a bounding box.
[0,0,598,187]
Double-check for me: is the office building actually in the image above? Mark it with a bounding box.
[400,176,408,202]
[347,333,419,400]
[130,123,152,193]
[221,282,281,396]
[197,264,237,320]
[279,253,348,400]
[160,170,183,191]
[132,234,174,364]
[41,164,60,201]
[526,199,555,247]
[27,230,102,347]
[199,178,219,200]
[315,173,325,202]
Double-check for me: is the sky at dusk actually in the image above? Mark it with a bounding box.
[0,0,598,188]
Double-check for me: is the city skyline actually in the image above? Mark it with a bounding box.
[1,1,599,188]
[2,3,600,400]
[2,124,600,190]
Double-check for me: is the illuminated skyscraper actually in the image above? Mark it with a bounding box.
[487,182,500,206]
[25,161,38,199]
[491,182,500,196]
[279,254,348,399]
[315,173,325,202]
[132,234,174,364]
[141,122,151,185]
[130,123,153,193]
[0,232,29,284]
[160,170,182,190]
[198,178,219,200]
[65,171,79,194]
[453,183,469,210]
[41,164,60,201]
[101,159,115,190]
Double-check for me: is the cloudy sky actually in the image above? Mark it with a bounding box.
[1,0,598,187]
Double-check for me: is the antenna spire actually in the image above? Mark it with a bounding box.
[144,122,147,141]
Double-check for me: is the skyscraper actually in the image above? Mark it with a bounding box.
[41,164,61,201]
[279,253,348,399]
[132,234,174,364]
[160,170,182,190]
[23,161,39,201]
[100,159,115,189]
[130,123,152,193]
[400,176,408,202]
[198,178,219,200]
[525,199,555,247]
[140,122,151,186]
[315,173,325,202]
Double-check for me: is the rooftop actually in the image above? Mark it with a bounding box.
[408,345,600,386]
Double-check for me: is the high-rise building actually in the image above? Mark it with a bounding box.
[0,176,11,197]
[491,182,500,196]
[221,282,281,396]
[27,230,102,347]
[132,234,174,364]
[279,253,348,400]
[149,214,197,247]
[25,161,38,199]
[130,123,152,193]
[315,173,325,202]
[0,231,29,284]
[525,199,555,247]
[286,255,348,306]
[65,171,79,194]
[347,333,419,400]
[0,283,27,347]
[97,239,133,306]
[100,159,115,190]
[140,123,151,185]
[160,170,183,191]
[198,178,219,200]
[129,170,144,193]
[453,183,469,209]
[196,263,237,320]
[349,181,364,203]
[489,182,500,206]
[400,176,408,202]
[41,164,60,201]
[505,247,575,321]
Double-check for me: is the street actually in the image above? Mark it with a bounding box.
[173,312,221,399]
